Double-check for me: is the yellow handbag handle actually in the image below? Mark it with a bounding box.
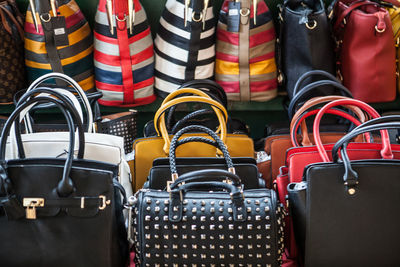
[160,87,228,132]
[153,96,228,154]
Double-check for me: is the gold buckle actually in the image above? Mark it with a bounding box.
[99,195,111,210]
[23,198,45,220]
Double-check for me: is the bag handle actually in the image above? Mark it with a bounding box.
[177,80,228,107]
[162,87,227,131]
[0,95,83,197]
[333,1,381,30]
[169,125,235,182]
[0,4,24,39]
[290,95,368,146]
[291,108,367,147]
[13,87,86,159]
[170,169,242,190]
[25,73,94,133]
[332,115,400,162]
[331,122,400,194]
[288,79,353,119]
[313,99,392,162]
[292,70,341,96]
[169,170,245,222]
[154,96,228,155]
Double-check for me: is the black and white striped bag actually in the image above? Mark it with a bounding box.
[154,0,216,96]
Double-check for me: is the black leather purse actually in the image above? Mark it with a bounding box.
[0,90,129,266]
[145,125,264,190]
[130,127,285,265]
[288,119,400,266]
[278,0,335,98]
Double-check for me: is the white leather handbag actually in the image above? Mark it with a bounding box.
[6,73,133,197]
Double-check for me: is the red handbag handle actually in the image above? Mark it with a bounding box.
[290,108,367,147]
[334,1,380,30]
[313,99,393,162]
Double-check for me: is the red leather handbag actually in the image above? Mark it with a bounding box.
[333,0,396,103]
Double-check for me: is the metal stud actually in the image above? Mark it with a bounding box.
[201,234,206,240]
[210,225,215,230]
[257,225,262,229]
[255,207,260,212]
[210,245,215,249]
[265,206,270,212]
[219,225,223,229]
[164,234,169,240]
[173,244,178,249]
[229,224,234,230]
[183,200,188,205]
[173,234,178,239]
[256,254,262,258]
[201,207,205,212]
[255,200,260,205]
[219,207,223,212]
[201,200,206,206]
[228,207,233,213]
[219,201,224,206]
[145,215,151,221]
[145,234,151,239]
[154,234,159,239]
[201,216,206,221]
[202,245,206,249]
[145,226,150,230]
[173,215,178,220]
[155,244,160,249]
[239,235,244,239]
[164,200,169,205]
[266,224,271,230]
[239,254,244,259]
[210,201,215,205]
[183,254,188,259]
[192,216,197,220]
[163,216,168,221]
[183,208,187,212]
[219,234,225,240]
[164,207,168,212]
[237,214,243,220]
[228,216,233,221]
[247,199,251,204]
[192,207,197,213]
[146,206,151,211]
[192,200,197,204]
[266,215,270,220]
[182,234,187,239]
[192,244,197,249]
[220,245,224,249]
[145,253,151,258]
[182,225,187,229]
[218,216,224,222]
[146,198,151,204]
[238,225,243,230]
[248,244,253,249]
[257,234,262,239]
[156,200,160,205]
[201,225,205,230]
[201,254,206,259]
[183,216,187,221]
[210,207,215,213]
[210,235,214,240]
[164,254,169,259]
[247,207,252,213]
[229,235,234,239]
[154,224,160,230]
[219,254,225,259]
[267,252,271,257]
[248,235,252,239]
[247,224,253,230]
[210,216,215,221]
[191,225,197,231]
[172,224,178,230]
[239,245,243,249]
[255,215,261,221]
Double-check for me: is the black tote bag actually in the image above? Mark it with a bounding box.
[278,0,335,98]
[0,91,129,266]
[288,120,400,266]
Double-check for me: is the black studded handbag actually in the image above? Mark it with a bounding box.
[129,125,285,266]
[145,125,265,190]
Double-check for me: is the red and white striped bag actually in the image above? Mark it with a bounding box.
[94,0,156,107]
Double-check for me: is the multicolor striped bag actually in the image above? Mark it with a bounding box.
[94,0,155,107]
[24,0,95,92]
[154,0,216,97]
[215,0,278,102]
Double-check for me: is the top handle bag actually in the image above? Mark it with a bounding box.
[94,0,156,107]
[154,0,216,97]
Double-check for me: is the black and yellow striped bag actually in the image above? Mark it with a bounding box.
[24,0,95,91]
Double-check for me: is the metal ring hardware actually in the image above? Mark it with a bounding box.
[240,8,250,17]
[116,14,127,22]
[306,20,317,30]
[375,25,385,33]
[40,13,51,22]
[191,11,203,22]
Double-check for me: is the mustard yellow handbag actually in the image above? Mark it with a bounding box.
[131,88,255,191]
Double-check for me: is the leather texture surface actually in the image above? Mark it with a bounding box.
[147,157,264,189]
[132,183,284,266]
[0,158,129,267]
[133,133,254,191]
[334,0,396,103]
[292,160,400,266]
[280,0,335,98]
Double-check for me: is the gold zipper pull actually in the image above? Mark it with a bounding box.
[23,198,45,220]
[184,0,190,27]
[253,0,257,25]
[128,0,135,34]
[106,0,114,35]
[29,0,39,33]
[202,0,209,30]
[50,0,57,17]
